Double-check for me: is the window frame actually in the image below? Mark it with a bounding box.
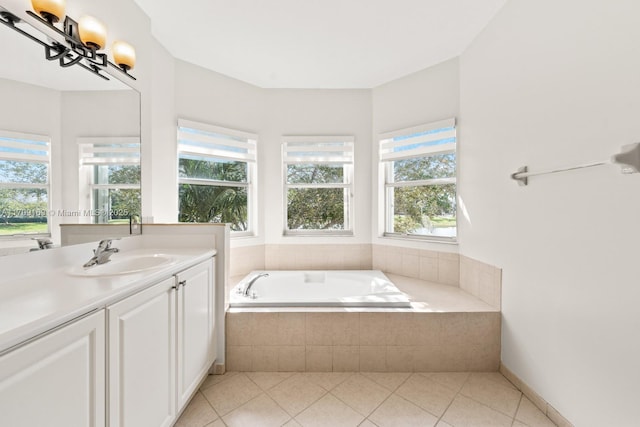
[78,136,141,224]
[282,136,355,236]
[379,118,457,242]
[177,119,257,237]
[0,129,51,239]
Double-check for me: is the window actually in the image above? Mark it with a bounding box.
[380,118,456,240]
[283,136,354,235]
[79,137,141,224]
[178,119,257,235]
[0,130,50,237]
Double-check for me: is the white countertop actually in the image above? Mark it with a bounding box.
[0,245,216,355]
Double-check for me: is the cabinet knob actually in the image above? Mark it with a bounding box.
[178,280,187,288]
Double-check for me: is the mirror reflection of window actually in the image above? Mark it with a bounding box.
[0,130,50,237]
[78,137,140,224]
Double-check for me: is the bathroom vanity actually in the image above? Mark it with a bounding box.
[0,225,229,427]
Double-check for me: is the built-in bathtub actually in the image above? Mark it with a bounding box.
[229,270,412,308]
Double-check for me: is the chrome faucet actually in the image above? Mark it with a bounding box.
[30,237,54,251]
[243,273,269,297]
[83,239,119,268]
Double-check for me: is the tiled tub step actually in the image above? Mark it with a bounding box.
[225,311,500,372]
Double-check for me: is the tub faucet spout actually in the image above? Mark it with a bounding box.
[243,273,269,297]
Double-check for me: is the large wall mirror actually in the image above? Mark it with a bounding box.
[0,7,141,255]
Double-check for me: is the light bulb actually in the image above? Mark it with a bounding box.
[78,15,107,50]
[31,0,66,23]
[112,41,136,71]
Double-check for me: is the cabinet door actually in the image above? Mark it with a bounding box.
[0,310,106,427]
[107,277,176,427]
[176,259,215,409]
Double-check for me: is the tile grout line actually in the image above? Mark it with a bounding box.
[458,376,523,420]
[198,386,226,423]
[511,393,525,427]
[247,372,304,424]
[200,389,224,425]
[280,372,333,421]
[434,371,472,425]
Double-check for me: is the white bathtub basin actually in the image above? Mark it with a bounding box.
[230,270,412,308]
[68,254,175,277]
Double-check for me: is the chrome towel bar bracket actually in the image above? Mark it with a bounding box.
[511,142,640,186]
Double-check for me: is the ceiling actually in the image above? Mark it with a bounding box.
[132,0,507,89]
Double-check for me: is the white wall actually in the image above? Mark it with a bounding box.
[173,62,373,246]
[262,89,372,245]
[174,60,265,239]
[0,78,60,249]
[61,90,140,223]
[459,0,640,425]
[371,58,460,252]
[149,39,177,223]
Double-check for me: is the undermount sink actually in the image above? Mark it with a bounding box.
[68,254,175,277]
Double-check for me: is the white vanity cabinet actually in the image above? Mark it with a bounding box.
[175,259,216,409]
[0,254,216,427]
[106,257,215,427]
[107,277,177,427]
[0,310,106,427]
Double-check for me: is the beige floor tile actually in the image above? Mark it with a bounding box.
[301,372,353,391]
[360,372,410,391]
[222,394,291,427]
[268,374,327,416]
[246,372,294,390]
[435,421,454,427]
[515,396,556,427]
[395,374,457,417]
[201,373,262,416]
[512,421,528,427]
[422,372,469,392]
[368,394,439,427]
[175,391,219,427]
[204,420,226,427]
[331,373,392,416]
[295,394,365,427]
[283,419,303,426]
[358,421,378,427]
[200,372,239,391]
[442,395,513,427]
[459,373,522,417]
[469,372,517,390]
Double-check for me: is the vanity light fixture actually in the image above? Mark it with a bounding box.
[30,0,66,24]
[0,2,136,81]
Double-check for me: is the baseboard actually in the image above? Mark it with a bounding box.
[210,362,225,375]
[500,362,574,427]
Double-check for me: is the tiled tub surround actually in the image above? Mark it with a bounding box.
[230,244,502,310]
[226,275,500,372]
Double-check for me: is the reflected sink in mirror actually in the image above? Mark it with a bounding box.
[67,254,175,277]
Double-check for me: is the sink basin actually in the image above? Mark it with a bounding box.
[68,254,175,277]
